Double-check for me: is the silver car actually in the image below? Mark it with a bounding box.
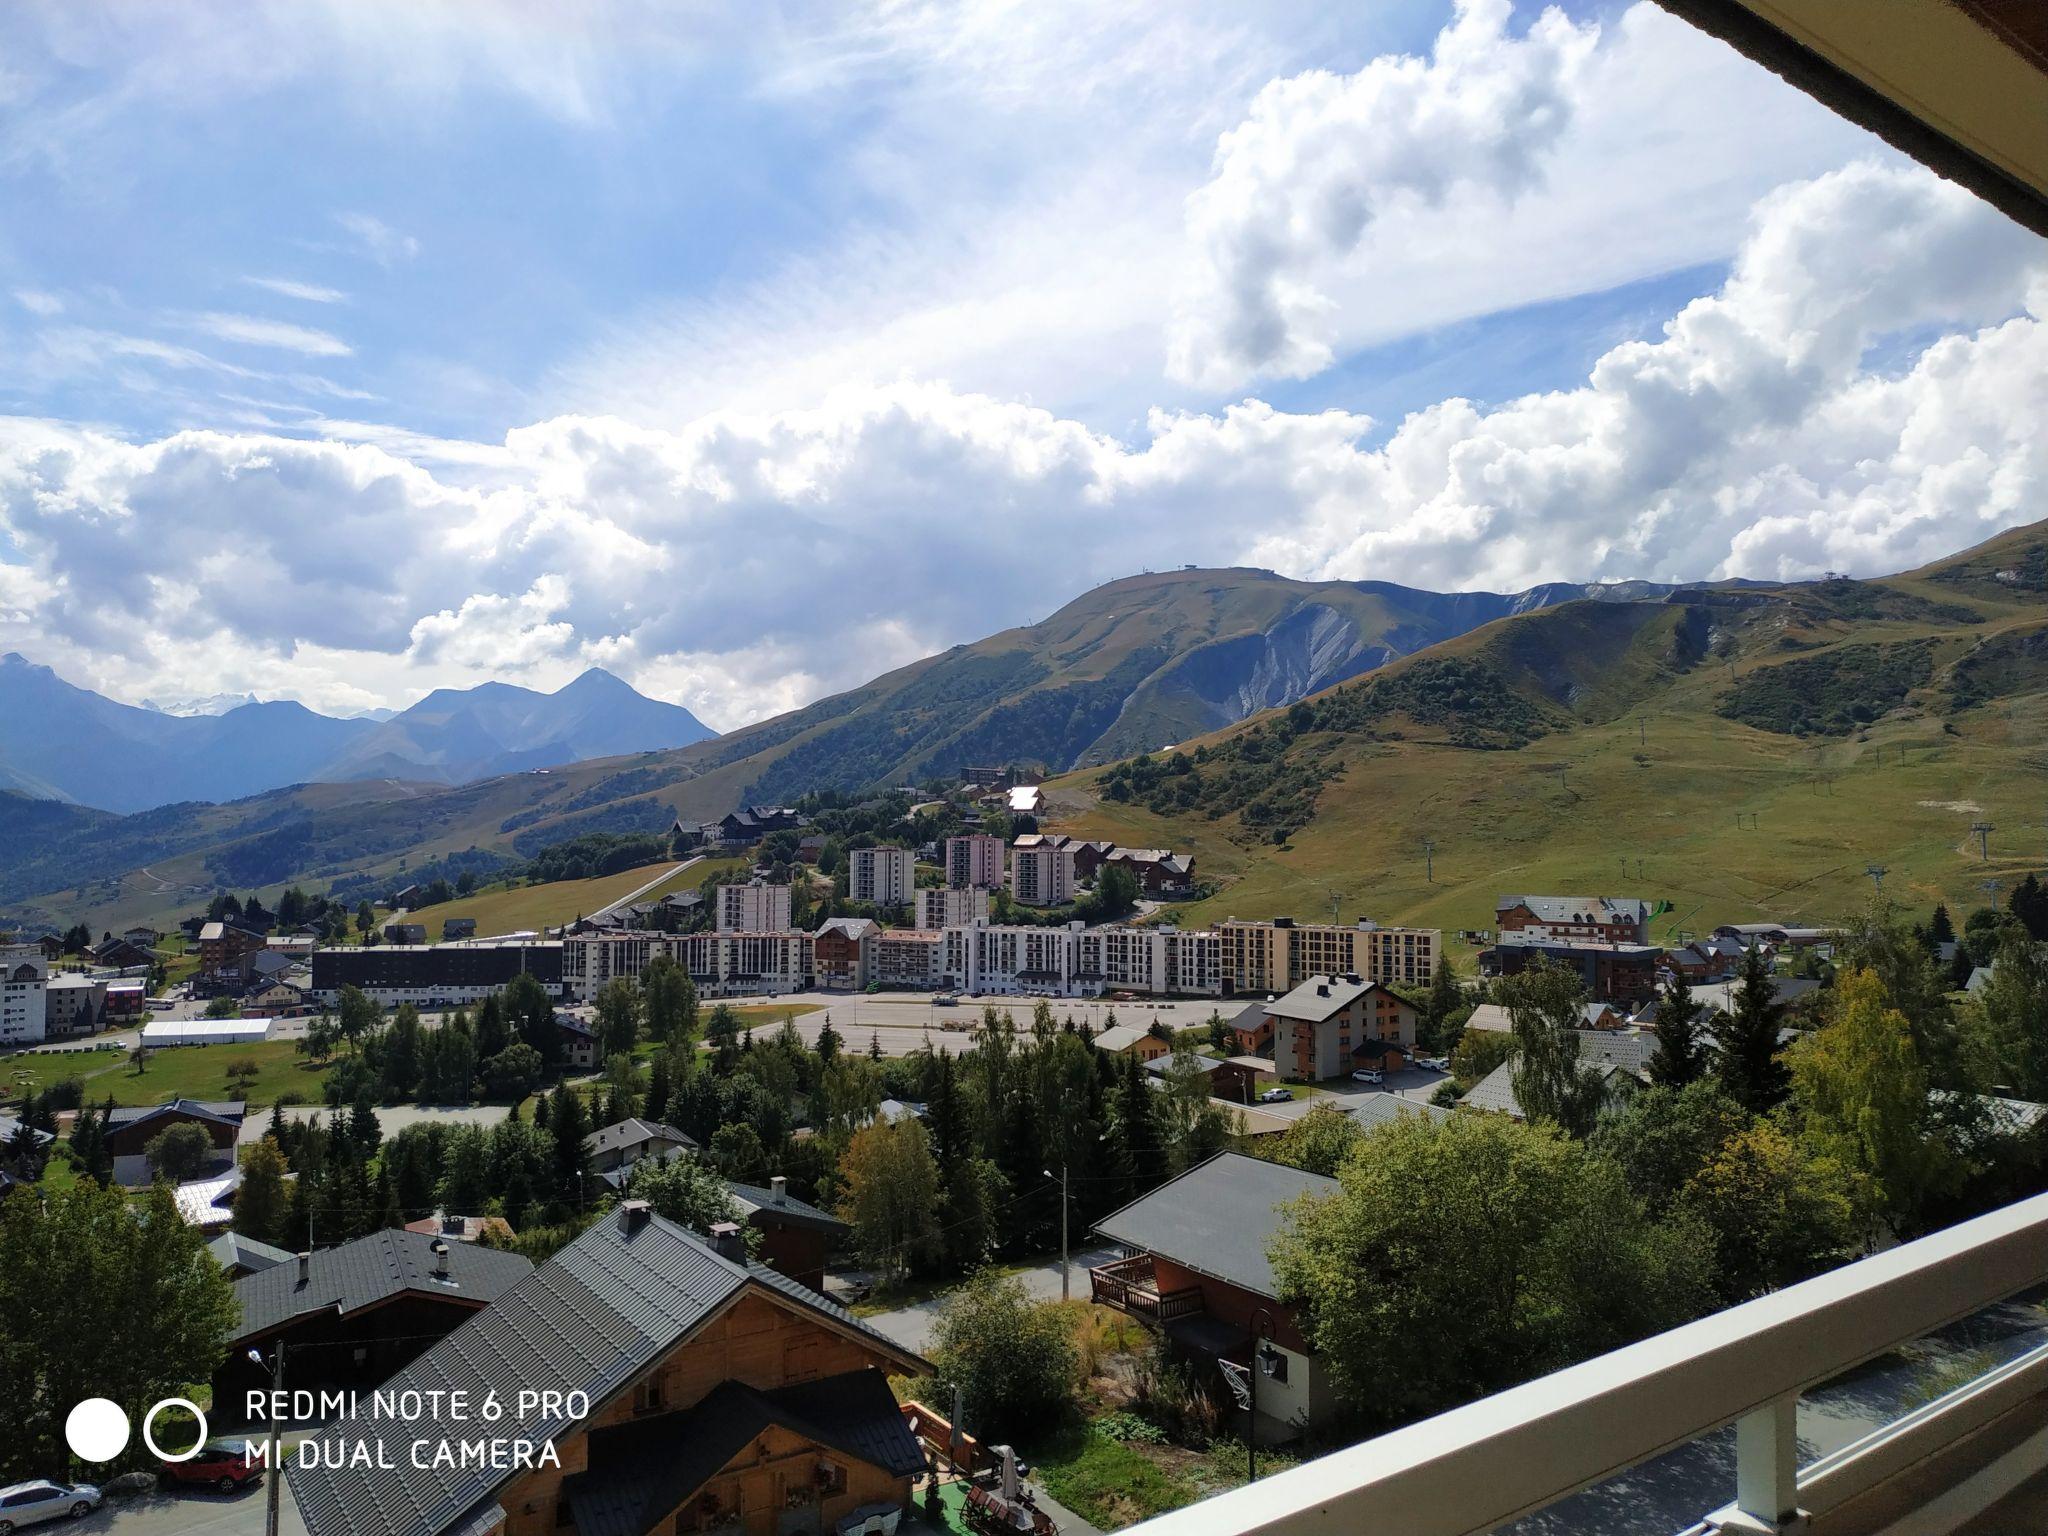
[0,1482,102,1534]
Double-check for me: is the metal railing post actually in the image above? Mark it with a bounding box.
[1726,1395,1805,1533]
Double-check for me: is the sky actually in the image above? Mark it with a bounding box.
[0,0,2042,730]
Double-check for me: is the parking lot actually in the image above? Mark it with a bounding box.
[65,1481,288,1536]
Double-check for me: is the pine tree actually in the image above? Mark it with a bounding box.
[235,1139,290,1244]
[1648,974,1706,1088]
[1715,945,1790,1113]
[550,1088,592,1209]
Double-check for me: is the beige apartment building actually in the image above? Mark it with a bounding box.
[1219,917,1438,993]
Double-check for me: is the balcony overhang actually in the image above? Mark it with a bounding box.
[1655,0,2048,237]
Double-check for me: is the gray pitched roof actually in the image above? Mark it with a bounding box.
[564,1369,919,1536]
[233,1228,532,1341]
[725,1180,849,1235]
[1092,1151,1334,1300]
[1497,896,1650,925]
[106,1099,245,1131]
[1344,1093,1454,1131]
[288,1210,924,1536]
[1266,973,1392,1023]
[208,1231,295,1275]
[583,1118,696,1157]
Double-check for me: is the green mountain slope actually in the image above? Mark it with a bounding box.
[1051,521,2048,943]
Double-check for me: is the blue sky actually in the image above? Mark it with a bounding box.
[0,1,2040,725]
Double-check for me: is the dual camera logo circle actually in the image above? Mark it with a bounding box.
[64,1398,211,1464]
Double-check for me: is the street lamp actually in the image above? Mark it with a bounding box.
[1042,1164,1070,1301]
[1244,1306,1282,1484]
[247,1345,284,1536]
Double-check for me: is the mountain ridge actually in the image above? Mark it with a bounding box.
[0,655,715,813]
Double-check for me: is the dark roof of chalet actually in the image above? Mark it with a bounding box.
[0,1112,55,1148]
[233,1228,532,1341]
[1265,973,1391,1023]
[725,1180,850,1235]
[106,1098,245,1131]
[208,1231,295,1275]
[563,1369,919,1536]
[287,1209,927,1536]
[1092,1151,1333,1301]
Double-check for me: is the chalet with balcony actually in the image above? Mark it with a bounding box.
[1092,1152,1339,1437]
[287,1204,928,1536]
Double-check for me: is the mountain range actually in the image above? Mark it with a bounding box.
[0,658,716,813]
[5,520,2043,936]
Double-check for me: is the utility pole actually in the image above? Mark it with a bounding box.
[1421,840,1436,885]
[1982,879,2003,912]
[247,1343,285,1536]
[1865,864,1887,895]
[1326,888,1343,924]
[1638,718,1646,748]
[1972,822,1995,861]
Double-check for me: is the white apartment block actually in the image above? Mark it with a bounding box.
[945,834,1005,890]
[562,930,812,1001]
[848,846,917,908]
[0,944,49,1045]
[1010,841,1078,907]
[917,885,990,930]
[874,930,946,989]
[718,880,792,933]
[947,921,1225,998]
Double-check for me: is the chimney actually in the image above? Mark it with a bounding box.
[431,1238,450,1278]
[770,1175,787,1206]
[296,1251,310,1286]
[709,1221,746,1261]
[617,1199,652,1236]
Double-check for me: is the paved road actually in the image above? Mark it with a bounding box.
[863,1246,1123,1354]
[69,1482,285,1536]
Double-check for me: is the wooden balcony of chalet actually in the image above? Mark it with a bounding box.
[1090,1254,1203,1324]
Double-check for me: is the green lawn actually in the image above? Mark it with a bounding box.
[1,1039,332,1109]
[405,860,695,941]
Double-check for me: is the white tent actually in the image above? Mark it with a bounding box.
[140,1017,274,1046]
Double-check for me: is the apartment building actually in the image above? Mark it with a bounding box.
[944,833,1005,890]
[1010,840,1078,907]
[561,931,813,1001]
[944,921,1225,998]
[1262,973,1419,1081]
[874,929,945,988]
[0,943,48,1045]
[813,917,879,991]
[718,879,792,933]
[1496,895,1651,945]
[848,845,916,908]
[917,885,990,930]
[311,941,567,1007]
[1218,917,1439,993]
[44,972,106,1037]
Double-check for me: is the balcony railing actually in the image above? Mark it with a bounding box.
[1124,1191,2048,1536]
[1091,1254,1205,1324]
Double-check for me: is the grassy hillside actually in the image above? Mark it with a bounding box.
[411,855,745,940]
[1048,523,2048,946]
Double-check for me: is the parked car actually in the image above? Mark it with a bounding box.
[160,1443,264,1495]
[1420,1056,1450,1072]
[1351,1068,1384,1085]
[1257,1086,1292,1104]
[0,1481,102,1533]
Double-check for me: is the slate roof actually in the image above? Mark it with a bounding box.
[725,1180,849,1235]
[1092,1023,1159,1054]
[288,1210,925,1536]
[234,1227,532,1341]
[1460,1034,1652,1120]
[208,1231,294,1275]
[1497,896,1651,926]
[0,1112,55,1149]
[1266,973,1384,1023]
[1344,1093,1454,1131]
[584,1118,697,1159]
[1092,1151,1334,1301]
[563,1370,919,1536]
[106,1099,245,1131]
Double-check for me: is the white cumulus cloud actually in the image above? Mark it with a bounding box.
[1169,0,1601,389]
